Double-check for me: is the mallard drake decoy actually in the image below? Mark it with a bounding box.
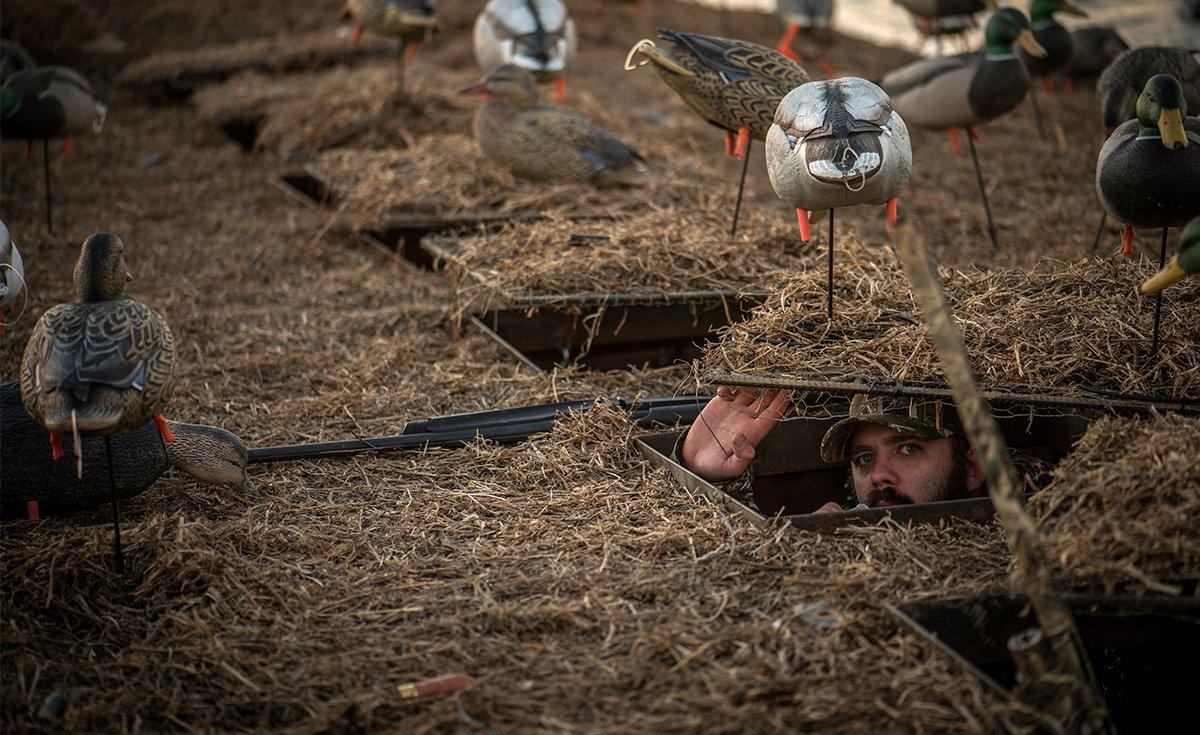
[474,0,577,102]
[1,220,25,336]
[342,0,438,95]
[766,77,911,317]
[881,7,1046,247]
[1,66,107,232]
[774,0,835,73]
[0,39,36,81]
[1016,0,1087,87]
[1142,216,1200,295]
[893,0,994,38]
[2,380,251,520]
[458,64,650,187]
[627,29,809,233]
[1064,26,1128,78]
[1096,74,1200,256]
[20,232,176,572]
[1097,46,1200,135]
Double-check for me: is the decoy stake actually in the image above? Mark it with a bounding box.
[1150,227,1168,358]
[826,208,835,320]
[966,132,999,249]
[105,437,125,575]
[729,137,753,238]
[42,139,53,233]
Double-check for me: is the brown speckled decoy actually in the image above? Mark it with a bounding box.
[21,232,176,477]
[342,0,438,95]
[627,29,810,161]
[458,64,650,187]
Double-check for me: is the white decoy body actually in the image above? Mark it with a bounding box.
[767,77,911,221]
[474,0,577,83]
[0,220,26,334]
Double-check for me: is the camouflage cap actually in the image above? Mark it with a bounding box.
[820,395,964,463]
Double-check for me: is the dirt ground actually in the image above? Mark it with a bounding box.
[1,0,1192,732]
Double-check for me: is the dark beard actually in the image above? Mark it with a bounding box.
[864,447,974,507]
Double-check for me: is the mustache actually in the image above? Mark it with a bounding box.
[865,485,915,508]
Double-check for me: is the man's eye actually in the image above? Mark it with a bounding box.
[900,443,921,455]
[853,453,874,467]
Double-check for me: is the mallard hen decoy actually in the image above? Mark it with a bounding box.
[1142,216,1200,295]
[1096,74,1200,256]
[474,0,577,102]
[21,232,176,474]
[2,380,251,520]
[342,0,438,95]
[627,29,809,233]
[1,220,25,337]
[1097,47,1200,135]
[767,77,911,317]
[1064,26,1128,78]
[881,7,1046,247]
[459,64,650,187]
[1,66,107,232]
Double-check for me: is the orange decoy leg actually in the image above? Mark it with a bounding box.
[734,128,750,159]
[1122,225,1134,257]
[776,23,802,62]
[24,140,32,161]
[886,198,898,233]
[405,41,421,62]
[351,24,363,44]
[724,129,737,157]
[1063,76,1073,96]
[49,433,65,460]
[796,208,812,243]
[154,415,177,443]
[555,76,567,102]
[819,59,837,77]
[26,501,39,521]
[967,126,979,142]
[64,135,74,157]
[948,126,961,154]
[1042,76,1054,95]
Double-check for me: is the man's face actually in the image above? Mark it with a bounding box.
[846,423,978,507]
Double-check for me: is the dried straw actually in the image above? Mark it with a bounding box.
[701,241,1200,402]
[1030,413,1200,595]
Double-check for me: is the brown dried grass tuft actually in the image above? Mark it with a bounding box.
[1030,413,1200,595]
[701,244,1200,402]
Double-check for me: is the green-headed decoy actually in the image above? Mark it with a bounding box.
[881,7,1046,247]
[1064,26,1128,79]
[1096,74,1200,256]
[20,232,176,572]
[1141,216,1200,295]
[627,29,809,233]
[342,0,438,95]
[1,66,107,232]
[474,0,577,102]
[2,380,252,520]
[766,77,911,317]
[1,220,25,337]
[459,64,650,187]
[1016,0,1087,87]
[1097,46,1200,136]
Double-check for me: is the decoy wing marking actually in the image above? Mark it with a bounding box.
[522,109,643,170]
[881,54,974,98]
[658,30,749,82]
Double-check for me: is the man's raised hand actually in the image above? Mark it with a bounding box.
[680,387,793,482]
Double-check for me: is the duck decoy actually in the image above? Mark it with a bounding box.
[893,0,995,51]
[1096,74,1200,261]
[1015,0,1087,139]
[766,77,911,318]
[626,29,809,234]
[0,40,36,81]
[2,380,252,520]
[1064,26,1128,78]
[775,0,835,74]
[1097,47,1200,136]
[881,7,1046,248]
[458,64,650,187]
[342,0,438,96]
[474,0,577,102]
[1141,216,1200,357]
[0,66,107,233]
[20,232,176,572]
[0,220,25,337]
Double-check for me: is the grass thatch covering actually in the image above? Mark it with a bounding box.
[316,132,712,222]
[701,242,1200,404]
[194,64,477,154]
[119,30,390,93]
[428,208,864,312]
[1031,413,1200,595]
